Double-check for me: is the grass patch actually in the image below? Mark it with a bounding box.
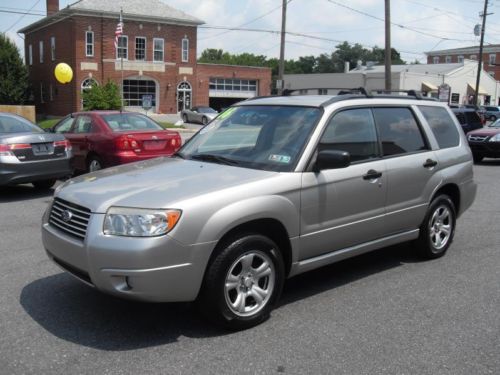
[157,121,184,129]
[37,118,60,129]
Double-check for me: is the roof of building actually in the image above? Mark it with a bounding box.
[347,62,466,75]
[19,0,204,33]
[425,44,500,56]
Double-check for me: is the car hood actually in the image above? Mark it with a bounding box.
[56,157,279,213]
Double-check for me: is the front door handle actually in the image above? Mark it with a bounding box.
[363,169,383,180]
[423,159,438,168]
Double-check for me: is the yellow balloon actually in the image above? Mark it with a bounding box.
[54,63,73,84]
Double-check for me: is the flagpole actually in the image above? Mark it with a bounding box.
[120,8,124,111]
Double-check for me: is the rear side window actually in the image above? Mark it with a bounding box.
[419,106,460,148]
[321,108,379,163]
[453,112,466,125]
[373,107,428,157]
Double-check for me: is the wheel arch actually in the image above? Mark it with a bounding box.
[432,183,460,214]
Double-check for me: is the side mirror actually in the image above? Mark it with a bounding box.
[314,150,350,172]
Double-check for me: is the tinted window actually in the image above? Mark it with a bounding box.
[419,106,460,148]
[373,107,428,157]
[54,116,74,133]
[465,112,481,123]
[321,108,379,163]
[74,116,93,133]
[103,113,163,131]
[0,114,42,133]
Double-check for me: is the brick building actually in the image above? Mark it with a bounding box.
[426,45,500,81]
[19,0,272,116]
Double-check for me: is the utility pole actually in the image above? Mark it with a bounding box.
[474,0,490,107]
[278,0,287,95]
[384,0,391,91]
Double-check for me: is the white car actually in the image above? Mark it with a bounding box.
[181,106,218,125]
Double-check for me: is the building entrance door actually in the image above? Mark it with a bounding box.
[177,81,192,112]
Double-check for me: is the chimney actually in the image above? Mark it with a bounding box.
[47,0,59,16]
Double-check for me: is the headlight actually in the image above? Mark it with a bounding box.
[103,207,181,237]
[489,134,500,142]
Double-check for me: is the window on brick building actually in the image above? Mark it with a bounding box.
[28,44,33,65]
[50,37,55,61]
[489,54,496,66]
[39,41,44,63]
[86,31,94,57]
[135,37,146,60]
[153,38,164,62]
[445,56,451,63]
[457,55,464,63]
[433,56,439,64]
[117,35,128,59]
[470,55,477,60]
[49,84,54,101]
[40,82,45,103]
[182,37,189,62]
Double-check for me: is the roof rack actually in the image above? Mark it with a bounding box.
[282,87,371,97]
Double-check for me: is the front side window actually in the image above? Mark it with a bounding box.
[179,105,322,172]
[153,38,164,62]
[135,37,146,60]
[50,36,55,61]
[54,116,75,134]
[117,35,128,59]
[86,31,94,57]
[373,107,428,157]
[320,108,379,163]
[182,37,189,62]
[39,41,44,63]
[419,106,460,149]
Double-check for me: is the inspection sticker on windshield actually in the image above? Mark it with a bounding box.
[269,154,291,163]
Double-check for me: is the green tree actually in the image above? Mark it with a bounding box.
[82,80,122,110]
[0,33,29,104]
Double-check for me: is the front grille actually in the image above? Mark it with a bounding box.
[468,135,489,142]
[49,198,91,241]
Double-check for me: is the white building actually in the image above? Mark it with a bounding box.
[284,60,500,106]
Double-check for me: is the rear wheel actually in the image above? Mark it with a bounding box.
[414,195,456,259]
[32,179,56,190]
[490,115,497,121]
[472,153,484,163]
[202,116,208,125]
[87,156,102,173]
[183,114,188,123]
[198,233,284,330]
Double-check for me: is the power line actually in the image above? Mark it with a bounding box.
[3,0,42,33]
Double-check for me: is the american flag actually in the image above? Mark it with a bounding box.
[114,11,123,50]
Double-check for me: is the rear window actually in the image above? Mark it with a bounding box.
[419,106,460,148]
[102,113,163,131]
[0,114,42,133]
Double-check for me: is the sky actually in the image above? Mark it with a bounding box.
[2,0,500,64]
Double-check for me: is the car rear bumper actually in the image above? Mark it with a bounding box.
[0,156,72,186]
[41,205,215,302]
[468,141,500,157]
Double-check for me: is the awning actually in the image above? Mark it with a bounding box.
[421,81,438,91]
[467,83,488,95]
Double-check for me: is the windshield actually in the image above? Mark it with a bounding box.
[102,113,163,131]
[179,105,322,172]
[489,118,500,128]
[0,114,42,134]
[198,107,217,114]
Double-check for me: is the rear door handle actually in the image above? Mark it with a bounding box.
[363,169,382,180]
[423,159,438,168]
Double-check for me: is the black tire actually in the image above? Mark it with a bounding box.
[32,179,56,190]
[202,116,208,125]
[490,115,497,121]
[413,195,456,259]
[197,233,285,330]
[183,114,188,123]
[472,153,484,163]
[87,156,103,173]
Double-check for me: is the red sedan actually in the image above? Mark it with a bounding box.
[52,111,181,173]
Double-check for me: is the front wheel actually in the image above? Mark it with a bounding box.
[490,115,497,121]
[197,234,284,330]
[413,195,456,259]
[32,179,56,190]
[472,153,484,163]
[202,116,208,125]
[182,114,188,123]
[87,156,102,173]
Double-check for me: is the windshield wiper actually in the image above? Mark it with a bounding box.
[190,153,239,166]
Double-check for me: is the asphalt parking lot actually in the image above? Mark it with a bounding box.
[0,162,499,374]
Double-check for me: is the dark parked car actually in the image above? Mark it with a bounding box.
[181,106,218,125]
[51,111,181,173]
[451,108,484,133]
[467,118,500,163]
[480,105,500,121]
[0,112,72,189]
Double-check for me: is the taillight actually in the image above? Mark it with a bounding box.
[116,136,140,151]
[0,143,31,156]
[171,136,181,149]
[54,139,72,151]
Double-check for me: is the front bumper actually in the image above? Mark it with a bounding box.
[41,204,216,302]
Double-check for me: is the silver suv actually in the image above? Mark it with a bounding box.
[42,92,476,329]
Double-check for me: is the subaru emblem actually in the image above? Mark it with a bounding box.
[61,209,73,222]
